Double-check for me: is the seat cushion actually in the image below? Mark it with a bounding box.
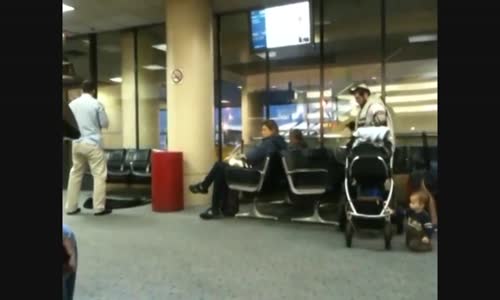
[108,170,130,177]
[132,171,151,178]
[226,167,261,187]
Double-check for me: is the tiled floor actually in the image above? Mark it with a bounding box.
[63,191,437,300]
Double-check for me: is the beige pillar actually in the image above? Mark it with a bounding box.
[99,85,123,148]
[121,31,137,148]
[166,0,215,207]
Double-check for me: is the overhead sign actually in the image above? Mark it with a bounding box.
[250,1,311,50]
[171,68,184,84]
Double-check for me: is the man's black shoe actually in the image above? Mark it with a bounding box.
[66,208,81,215]
[94,208,113,216]
[200,208,223,220]
[189,183,208,194]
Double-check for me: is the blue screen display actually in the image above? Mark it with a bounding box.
[250,1,311,50]
[251,10,267,49]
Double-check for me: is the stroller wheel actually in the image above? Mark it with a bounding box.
[345,221,354,248]
[384,222,392,250]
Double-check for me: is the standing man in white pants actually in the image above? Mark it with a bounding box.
[65,80,112,216]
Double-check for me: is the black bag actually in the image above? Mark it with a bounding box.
[222,190,239,217]
[63,119,80,139]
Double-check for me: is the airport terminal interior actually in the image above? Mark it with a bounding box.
[63,0,437,299]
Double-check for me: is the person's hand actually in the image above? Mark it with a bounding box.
[422,236,430,244]
[63,238,76,274]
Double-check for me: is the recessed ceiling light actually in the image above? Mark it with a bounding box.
[237,86,243,89]
[371,76,377,80]
[256,51,277,59]
[221,100,230,104]
[411,126,416,131]
[306,90,333,98]
[99,45,121,53]
[408,34,437,43]
[385,93,438,104]
[63,4,75,13]
[392,104,437,114]
[110,77,122,83]
[271,86,277,89]
[314,20,332,26]
[142,65,166,71]
[367,81,437,93]
[152,44,167,52]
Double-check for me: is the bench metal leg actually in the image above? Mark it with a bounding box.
[291,201,339,225]
[269,192,293,205]
[236,195,278,220]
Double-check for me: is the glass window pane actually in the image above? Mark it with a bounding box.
[137,25,167,149]
[323,0,382,148]
[386,0,437,135]
[63,35,90,86]
[97,31,124,149]
[219,12,264,157]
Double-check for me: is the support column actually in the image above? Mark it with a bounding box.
[166,0,215,207]
[121,31,137,148]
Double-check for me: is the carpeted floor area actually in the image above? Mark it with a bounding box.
[63,191,437,300]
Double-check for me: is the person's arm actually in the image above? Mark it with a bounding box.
[63,238,77,273]
[244,142,267,166]
[369,103,388,126]
[420,212,434,242]
[97,102,109,129]
[63,225,77,274]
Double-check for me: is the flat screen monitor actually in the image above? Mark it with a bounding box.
[250,1,311,50]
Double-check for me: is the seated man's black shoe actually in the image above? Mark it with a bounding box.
[66,208,81,215]
[199,208,223,220]
[94,208,113,216]
[189,183,208,194]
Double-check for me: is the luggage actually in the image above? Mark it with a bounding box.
[222,189,239,217]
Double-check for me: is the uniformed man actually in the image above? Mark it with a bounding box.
[337,84,396,232]
[349,83,395,152]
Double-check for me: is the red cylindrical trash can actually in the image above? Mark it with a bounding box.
[151,150,183,212]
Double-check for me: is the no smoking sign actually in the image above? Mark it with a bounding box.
[171,68,184,85]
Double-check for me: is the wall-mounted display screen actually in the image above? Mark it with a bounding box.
[250,1,311,50]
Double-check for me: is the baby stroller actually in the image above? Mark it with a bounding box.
[343,129,395,250]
